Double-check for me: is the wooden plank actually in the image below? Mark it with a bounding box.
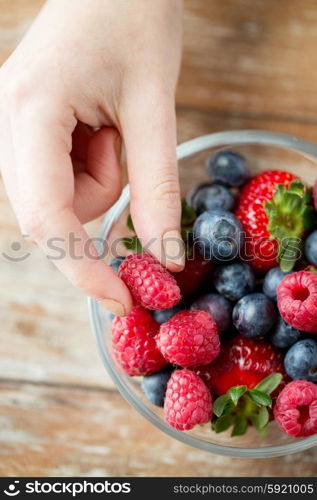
[0,173,112,387]
[179,0,317,119]
[2,1,317,122]
[1,382,317,477]
[177,106,317,144]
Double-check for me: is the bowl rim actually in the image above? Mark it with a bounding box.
[88,130,317,458]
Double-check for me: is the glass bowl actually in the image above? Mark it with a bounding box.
[88,130,317,458]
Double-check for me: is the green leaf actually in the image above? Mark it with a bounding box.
[228,385,247,406]
[181,227,193,243]
[248,389,272,407]
[181,199,196,227]
[213,394,231,417]
[257,426,268,437]
[212,414,234,434]
[255,373,283,395]
[251,406,270,431]
[231,416,248,437]
[265,179,316,272]
[121,236,144,253]
[288,179,307,196]
[127,214,135,232]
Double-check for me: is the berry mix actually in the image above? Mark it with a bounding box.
[110,150,317,439]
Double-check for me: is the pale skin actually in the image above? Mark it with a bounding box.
[0,0,184,316]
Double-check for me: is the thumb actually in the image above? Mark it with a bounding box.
[121,91,185,271]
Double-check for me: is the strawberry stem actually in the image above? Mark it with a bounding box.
[265,181,316,272]
[211,373,282,437]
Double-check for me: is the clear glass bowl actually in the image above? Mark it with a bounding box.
[88,130,317,458]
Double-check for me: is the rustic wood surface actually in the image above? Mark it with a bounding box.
[1,0,317,477]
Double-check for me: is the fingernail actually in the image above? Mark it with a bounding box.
[114,134,122,159]
[162,230,185,271]
[100,299,126,317]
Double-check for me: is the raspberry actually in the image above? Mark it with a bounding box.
[156,310,220,367]
[164,369,212,430]
[274,380,317,437]
[111,306,167,376]
[277,271,317,333]
[119,253,181,310]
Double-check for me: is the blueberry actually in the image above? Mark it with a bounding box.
[233,293,277,338]
[284,339,317,382]
[152,303,186,324]
[206,150,250,187]
[193,209,244,261]
[305,230,317,266]
[263,267,292,301]
[191,293,232,335]
[187,182,235,214]
[141,367,173,407]
[213,262,255,301]
[270,317,302,349]
[109,256,125,273]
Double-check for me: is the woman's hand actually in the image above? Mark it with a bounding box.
[0,0,184,316]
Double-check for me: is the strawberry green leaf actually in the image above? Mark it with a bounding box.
[251,406,270,432]
[212,414,234,434]
[181,227,193,243]
[127,214,135,232]
[254,373,283,395]
[121,236,144,254]
[248,389,272,407]
[308,266,317,274]
[213,394,231,417]
[231,415,248,437]
[265,180,317,272]
[228,385,247,406]
[181,199,196,227]
[257,426,268,437]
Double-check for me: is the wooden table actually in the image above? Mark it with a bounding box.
[1,0,317,477]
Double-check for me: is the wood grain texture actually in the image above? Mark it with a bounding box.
[0,181,111,388]
[2,0,317,121]
[1,382,317,478]
[179,0,317,120]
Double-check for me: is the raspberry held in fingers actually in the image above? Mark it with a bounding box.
[119,253,181,310]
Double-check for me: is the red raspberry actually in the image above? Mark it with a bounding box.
[277,271,317,333]
[274,380,317,437]
[119,253,181,310]
[111,306,167,376]
[164,369,212,430]
[156,310,220,367]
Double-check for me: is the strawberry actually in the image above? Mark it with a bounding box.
[195,336,287,397]
[195,335,288,437]
[172,253,212,298]
[235,171,315,274]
